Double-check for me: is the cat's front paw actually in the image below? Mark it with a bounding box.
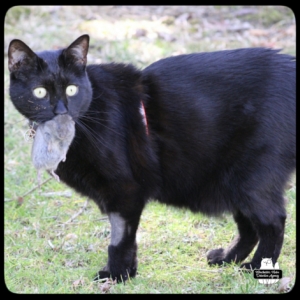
[94,265,137,283]
[207,248,226,266]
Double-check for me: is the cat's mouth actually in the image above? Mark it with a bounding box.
[29,114,74,125]
[26,114,74,141]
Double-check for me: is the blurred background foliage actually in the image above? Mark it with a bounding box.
[4,6,295,69]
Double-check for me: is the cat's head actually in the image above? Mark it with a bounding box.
[8,35,92,123]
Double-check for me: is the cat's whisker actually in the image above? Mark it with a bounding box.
[74,120,108,151]
[75,112,127,139]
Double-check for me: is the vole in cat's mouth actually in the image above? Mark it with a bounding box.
[31,114,75,185]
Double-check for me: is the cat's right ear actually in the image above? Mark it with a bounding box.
[8,39,37,72]
[64,34,90,66]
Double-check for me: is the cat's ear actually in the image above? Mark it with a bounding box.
[8,39,37,72]
[64,34,89,65]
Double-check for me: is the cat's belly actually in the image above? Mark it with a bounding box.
[156,182,233,215]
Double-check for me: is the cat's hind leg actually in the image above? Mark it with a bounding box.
[207,191,286,271]
[240,200,286,270]
[207,210,258,266]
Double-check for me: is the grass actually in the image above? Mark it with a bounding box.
[4,6,295,294]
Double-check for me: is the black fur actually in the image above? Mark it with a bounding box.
[8,35,295,282]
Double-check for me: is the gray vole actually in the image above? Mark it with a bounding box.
[31,114,75,185]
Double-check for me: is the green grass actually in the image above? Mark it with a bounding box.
[4,195,296,294]
[4,6,295,294]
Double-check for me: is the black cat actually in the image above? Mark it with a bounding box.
[8,35,295,282]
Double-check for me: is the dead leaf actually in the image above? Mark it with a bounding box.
[65,233,78,240]
[65,260,75,267]
[285,25,296,36]
[248,29,269,36]
[134,28,147,38]
[175,13,192,25]
[278,277,292,293]
[233,8,258,17]
[99,278,116,293]
[157,32,176,42]
[72,278,85,289]
[16,197,24,207]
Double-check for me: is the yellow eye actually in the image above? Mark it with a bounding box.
[33,87,47,98]
[66,85,78,96]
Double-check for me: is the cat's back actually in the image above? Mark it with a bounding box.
[143,48,294,77]
[142,48,295,133]
[143,48,295,105]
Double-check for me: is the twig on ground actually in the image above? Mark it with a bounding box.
[41,191,73,198]
[5,177,52,203]
[47,239,55,249]
[48,238,66,251]
[56,216,109,226]
[63,200,89,224]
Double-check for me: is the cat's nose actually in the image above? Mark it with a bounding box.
[54,100,68,115]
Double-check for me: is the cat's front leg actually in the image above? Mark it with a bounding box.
[94,212,139,283]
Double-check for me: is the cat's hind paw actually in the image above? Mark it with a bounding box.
[207,248,226,266]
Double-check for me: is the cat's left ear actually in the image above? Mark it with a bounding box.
[8,39,37,72]
[64,34,89,65]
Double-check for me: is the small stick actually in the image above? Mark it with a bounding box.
[5,177,52,203]
[56,216,108,226]
[48,238,66,251]
[23,177,52,197]
[41,191,73,198]
[47,239,55,249]
[63,200,88,224]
